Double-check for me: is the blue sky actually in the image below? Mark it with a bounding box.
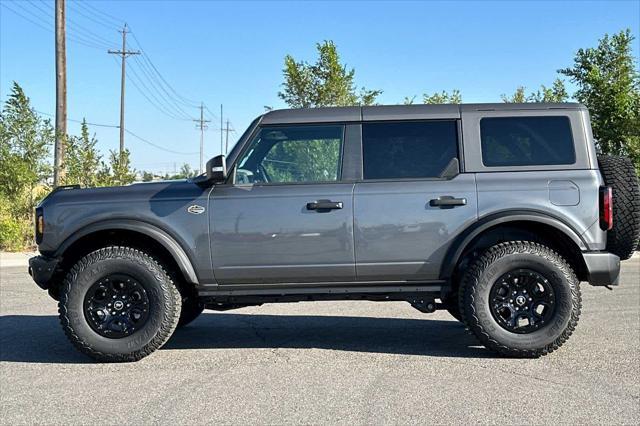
[1,0,639,174]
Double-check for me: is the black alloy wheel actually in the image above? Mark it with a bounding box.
[489,268,555,334]
[83,273,150,338]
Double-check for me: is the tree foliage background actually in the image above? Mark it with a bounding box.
[0,83,139,250]
[560,29,640,172]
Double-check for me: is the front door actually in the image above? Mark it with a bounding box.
[210,124,355,285]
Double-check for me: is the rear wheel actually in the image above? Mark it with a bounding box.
[459,241,581,357]
[59,246,181,362]
[444,298,464,323]
[598,155,640,260]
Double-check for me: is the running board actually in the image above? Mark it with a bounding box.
[198,283,444,297]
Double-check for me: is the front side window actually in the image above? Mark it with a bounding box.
[362,121,459,180]
[234,125,344,184]
[480,116,575,167]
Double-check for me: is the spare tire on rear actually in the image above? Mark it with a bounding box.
[597,155,640,260]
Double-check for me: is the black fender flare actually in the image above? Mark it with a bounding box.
[439,210,588,280]
[54,219,199,284]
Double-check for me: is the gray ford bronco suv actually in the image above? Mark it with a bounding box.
[29,103,640,362]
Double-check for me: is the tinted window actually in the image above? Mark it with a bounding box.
[480,116,575,167]
[235,125,343,184]
[362,121,459,180]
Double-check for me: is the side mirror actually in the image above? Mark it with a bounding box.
[206,155,227,183]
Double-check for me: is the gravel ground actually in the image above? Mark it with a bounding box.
[1,256,639,425]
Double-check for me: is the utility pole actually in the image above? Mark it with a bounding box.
[224,119,231,154]
[108,23,139,156]
[193,103,210,173]
[220,104,223,156]
[54,0,66,187]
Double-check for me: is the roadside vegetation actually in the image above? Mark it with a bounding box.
[1,29,638,250]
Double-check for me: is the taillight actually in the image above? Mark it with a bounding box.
[599,186,613,231]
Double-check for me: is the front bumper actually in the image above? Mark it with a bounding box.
[583,252,621,286]
[28,255,59,290]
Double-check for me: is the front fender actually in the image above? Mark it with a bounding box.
[53,219,199,284]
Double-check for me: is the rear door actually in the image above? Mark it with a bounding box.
[354,120,478,281]
[210,124,356,285]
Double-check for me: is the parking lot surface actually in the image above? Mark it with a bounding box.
[1,256,639,424]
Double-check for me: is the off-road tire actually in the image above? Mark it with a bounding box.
[58,246,181,362]
[597,155,640,260]
[444,300,464,323]
[177,295,204,327]
[459,241,581,358]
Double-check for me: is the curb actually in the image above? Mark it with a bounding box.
[0,251,38,268]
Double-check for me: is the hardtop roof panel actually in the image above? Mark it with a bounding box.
[362,104,460,121]
[260,103,586,125]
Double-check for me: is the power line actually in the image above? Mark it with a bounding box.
[204,105,220,121]
[128,30,201,108]
[125,130,198,155]
[35,110,198,155]
[67,1,120,31]
[73,0,123,27]
[26,0,114,48]
[130,55,194,119]
[35,110,120,128]
[67,2,203,114]
[0,1,108,50]
[117,57,192,121]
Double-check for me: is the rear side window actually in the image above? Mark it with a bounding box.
[480,116,575,167]
[362,121,459,180]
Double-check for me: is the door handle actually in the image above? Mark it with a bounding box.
[429,196,467,208]
[306,200,343,211]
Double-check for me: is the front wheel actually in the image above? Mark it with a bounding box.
[459,241,581,358]
[58,247,182,362]
[177,296,204,328]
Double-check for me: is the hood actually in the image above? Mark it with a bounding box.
[39,180,207,208]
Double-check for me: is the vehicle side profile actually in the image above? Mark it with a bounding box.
[29,103,640,361]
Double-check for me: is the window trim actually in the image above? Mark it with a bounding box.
[479,115,577,168]
[230,123,347,186]
[360,119,461,182]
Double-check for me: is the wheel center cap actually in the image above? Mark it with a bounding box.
[515,295,527,306]
[113,300,124,310]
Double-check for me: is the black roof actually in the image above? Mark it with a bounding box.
[261,103,585,124]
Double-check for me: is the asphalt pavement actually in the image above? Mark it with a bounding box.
[1,255,638,424]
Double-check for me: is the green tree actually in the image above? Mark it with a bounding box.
[142,171,154,182]
[164,163,198,180]
[560,29,640,171]
[403,95,417,105]
[279,41,382,108]
[0,82,53,249]
[64,119,103,187]
[107,149,136,186]
[0,82,52,220]
[423,90,462,104]
[501,86,527,103]
[502,79,568,103]
[529,79,568,102]
[176,163,197,179]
